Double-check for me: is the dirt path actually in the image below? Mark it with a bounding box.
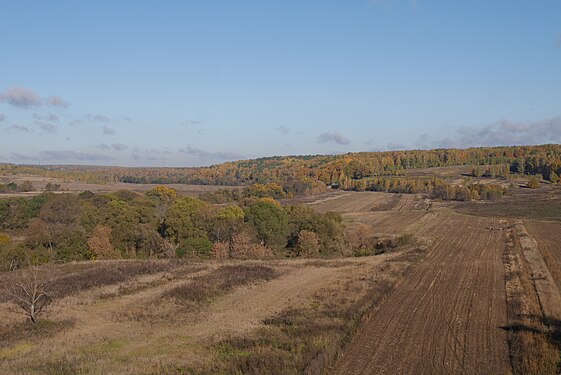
[331,213,511,375]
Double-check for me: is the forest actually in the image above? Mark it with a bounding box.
[0,186,359,271]
[1,144,560,196]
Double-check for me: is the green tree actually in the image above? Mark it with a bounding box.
[177,235,213,258]
[164,197,211,242]
[210,205,245,242]
[244,201,289,249]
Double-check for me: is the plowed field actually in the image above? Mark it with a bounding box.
[331,213,511,374]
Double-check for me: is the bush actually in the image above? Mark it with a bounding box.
[395,233,415,247]
[527,176,540,189]
[295,230,321,258]
[211,242,230,259]
[176,235,213,258]
[230,231,274,259]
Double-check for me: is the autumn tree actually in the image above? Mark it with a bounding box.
[210,205,245,242]
[230,231,273,259]
[87,226,120,259]
[295,230,320,258]
[345,224,376,256]
[211,242,230,259]
[146,186,177,232]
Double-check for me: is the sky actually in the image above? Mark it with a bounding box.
[0,0,560,167]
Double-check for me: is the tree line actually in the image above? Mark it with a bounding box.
[345,177,509,201]
[0,187,348,270]
[2,144,560,196]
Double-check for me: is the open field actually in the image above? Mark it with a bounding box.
[332,212,511,374]
[2,179,561,373]
[292,188,561,374]
[0,175,239,198]
[0,252,421,374]
[456,184,561,221]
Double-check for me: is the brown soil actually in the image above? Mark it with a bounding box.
[331,213,511,375]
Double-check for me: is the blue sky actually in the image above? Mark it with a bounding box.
[1,0,560,166]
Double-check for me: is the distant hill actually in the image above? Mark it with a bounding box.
[2,144,561,195]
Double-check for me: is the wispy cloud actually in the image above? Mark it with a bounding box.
[432,116,561,148]
[0,86,69,109]
[413,133,430,149]
[46,96,69,108]
[33,113,59,123]
[387,142,406,150]
[557,32,561,48]
[0,114,5,122]
[68,119,83,127]
[10,153,38,162]
[95,144,111,151]
[179,145,245,164]
[317,132,350,145]
[112,143,127,151]
[96,143,128,151]
[102,126,116,135]
[5,124,30,132]
[40,150,113,162]
[85,113,110,122]
[275,126,289,135]
[181,120,202,126]
[37,122,58,134]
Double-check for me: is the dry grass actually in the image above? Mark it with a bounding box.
[0,260,183,303]
[503,227,560,375]
[164,264,279,305]
[0,253,413,375]
[200,255,420,375]
[0,319,74,350]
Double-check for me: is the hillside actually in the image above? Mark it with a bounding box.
[2,144,561,196]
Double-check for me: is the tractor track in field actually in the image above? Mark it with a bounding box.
[330,213,511,375]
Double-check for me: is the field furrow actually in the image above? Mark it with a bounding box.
[332,213,510,375]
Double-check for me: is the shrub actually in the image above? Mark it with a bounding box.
[176,235,213,258]
[527,176,540,189]
[230,231,274,259]
[211,242,230,259]
[295,230,321,258]
[395,233,415,247]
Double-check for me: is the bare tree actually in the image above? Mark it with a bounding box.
[4,267,52,323]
